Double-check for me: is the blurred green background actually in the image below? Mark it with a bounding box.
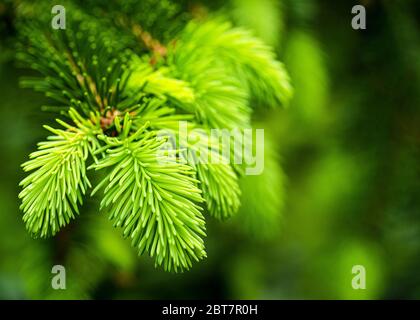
[1,0,420,299]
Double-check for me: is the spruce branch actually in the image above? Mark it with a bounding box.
[91,117,206,272]
[170,19,293,108]
[127,98,242,219]
[128,66,244,218]
[131,95,195,131]
[19,109,101,238]
[167,39,251,130]
[16,2,293,272]
[17,13,134,117]
[182,130,241,220]
[128,57,195,105]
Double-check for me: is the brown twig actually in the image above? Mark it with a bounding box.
[64,50,104,110]
[131,24,167,66]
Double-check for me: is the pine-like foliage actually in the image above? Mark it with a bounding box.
[17,0,292,271]
[90,117,206,271]
[19,109,101,238]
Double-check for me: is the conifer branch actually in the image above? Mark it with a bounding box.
[91,117,206,271]
[15,2,292,272]
[19,109,101,238]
